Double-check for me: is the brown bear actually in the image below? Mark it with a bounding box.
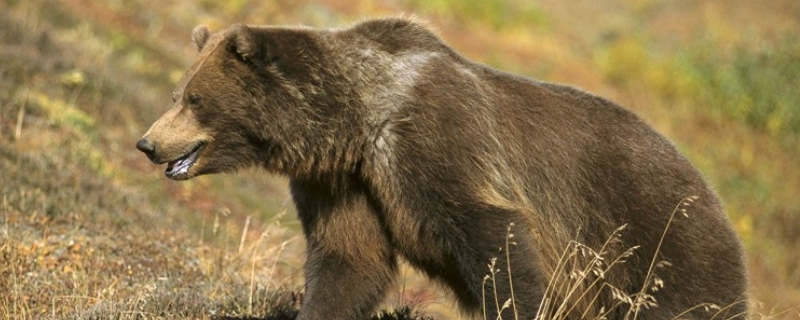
[136,18,747,320]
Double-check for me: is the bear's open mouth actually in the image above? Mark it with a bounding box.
[165,142,205,179]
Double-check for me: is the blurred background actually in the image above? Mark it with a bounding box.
[1,0,798,318]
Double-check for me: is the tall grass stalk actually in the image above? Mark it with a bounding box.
[15,106,25,140]
[263,239,290,309]
[239,215,251,254]
[248,230,268,315]
[628,195,700,320]
[505,223,519,320]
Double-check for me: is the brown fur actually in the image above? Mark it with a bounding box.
[136,18,748,319]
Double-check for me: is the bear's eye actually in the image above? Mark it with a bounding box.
[186,93,201,107]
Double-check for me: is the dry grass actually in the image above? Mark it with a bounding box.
[481,197,764,320]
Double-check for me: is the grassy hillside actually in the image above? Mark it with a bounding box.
[1,0,798,319]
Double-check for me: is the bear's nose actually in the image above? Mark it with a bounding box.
[136,138,156,157]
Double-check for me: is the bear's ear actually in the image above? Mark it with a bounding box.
[228,24,277,65]
[228,24,260,62]
[191,25,211,51]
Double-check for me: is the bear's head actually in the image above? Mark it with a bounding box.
[137,19,448,180]
[136,24,358,180]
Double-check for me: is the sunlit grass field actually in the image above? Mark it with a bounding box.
[1,0,798,318]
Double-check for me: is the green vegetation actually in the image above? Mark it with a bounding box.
[408,0,547,30]
[684,36,800,137]
[1,0,798,319]
[597,26,800,140]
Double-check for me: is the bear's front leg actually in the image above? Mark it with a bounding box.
[290,178,397,320]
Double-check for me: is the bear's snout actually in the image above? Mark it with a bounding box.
[136,138,157,162]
